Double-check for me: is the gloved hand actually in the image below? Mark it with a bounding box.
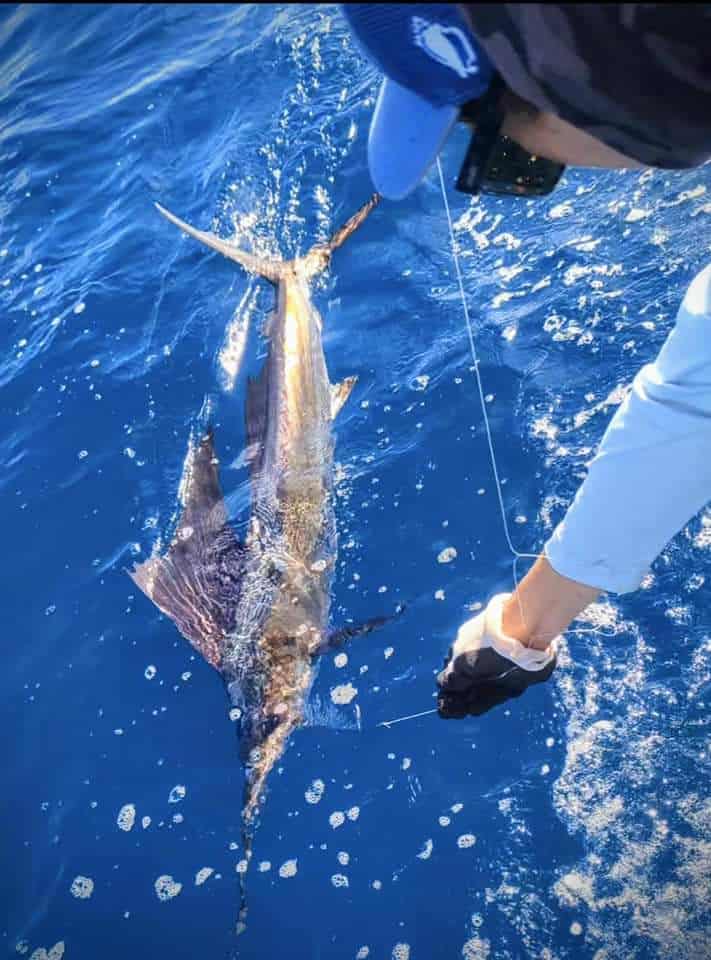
[436,593,557,718]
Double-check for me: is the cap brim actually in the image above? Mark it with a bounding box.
[368,79,459,201]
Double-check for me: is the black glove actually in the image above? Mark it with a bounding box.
[436,594,557,719]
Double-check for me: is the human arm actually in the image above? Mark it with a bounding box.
[438,263,711,716]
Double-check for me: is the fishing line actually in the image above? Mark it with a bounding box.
[435,157,612,642]
[378,160,612,730]
[435,157,538,625]
[378,708,439,728]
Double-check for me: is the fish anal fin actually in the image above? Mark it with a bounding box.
[331,376,357,419]
[316,605,405,655]
[129,431,245,671]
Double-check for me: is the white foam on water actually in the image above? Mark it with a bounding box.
[416,839,433,860]
[116,803,135,832]
[461,937,490,959]
[305,778,325,804]
[625,208,651,222]
[545,609,711,958]
[168,784,186,804]
[154,875,182,901]
[278,859,298,878]
[70,876,93,899]
[330,683,357,705]
[437,547,457,564]
[391,944,410,960]
[24,945,64,960]
[195,867,213,886]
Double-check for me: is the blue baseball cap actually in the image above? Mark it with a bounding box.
[341,4,493,200]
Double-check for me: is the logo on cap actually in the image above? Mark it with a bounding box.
[411,16,479,79]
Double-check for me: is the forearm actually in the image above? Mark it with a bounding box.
[501,556,600,650]
[545,264,711,594]
[504,264,711,650]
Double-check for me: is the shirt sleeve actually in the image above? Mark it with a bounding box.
[544,262,711,594]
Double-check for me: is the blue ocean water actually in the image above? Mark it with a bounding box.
[3,5,711,959]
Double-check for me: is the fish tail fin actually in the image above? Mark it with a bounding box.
[298,193,380,279]
[236,822,254,936]
[155,203,284,284]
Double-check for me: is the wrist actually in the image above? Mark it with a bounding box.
[501,556,601,649]
[501,593,551,651]
[486,593,557,669]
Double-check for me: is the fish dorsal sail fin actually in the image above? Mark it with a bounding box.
[298,193,380,280]
[129,430,243,671]
[155,203,284,284]
[331,376,358,419]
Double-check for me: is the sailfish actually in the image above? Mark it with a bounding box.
[129,193,391,927]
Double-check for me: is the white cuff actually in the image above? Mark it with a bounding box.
[485,594,557,672]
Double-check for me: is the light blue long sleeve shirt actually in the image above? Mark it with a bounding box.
[545,263,711,594]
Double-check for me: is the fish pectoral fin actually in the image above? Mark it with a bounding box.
[129,430,244,671]
[331,376,358,419]
[155,202,284,283]
[316,605,406,654]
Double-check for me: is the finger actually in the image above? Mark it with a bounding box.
[436,652,479,693]
[436,691,471,719]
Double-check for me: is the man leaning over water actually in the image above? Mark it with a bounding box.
[339,4,711,717]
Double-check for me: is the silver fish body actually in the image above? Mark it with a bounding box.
[130,196,379,826]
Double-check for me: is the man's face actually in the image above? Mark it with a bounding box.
[497,89,645,171]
